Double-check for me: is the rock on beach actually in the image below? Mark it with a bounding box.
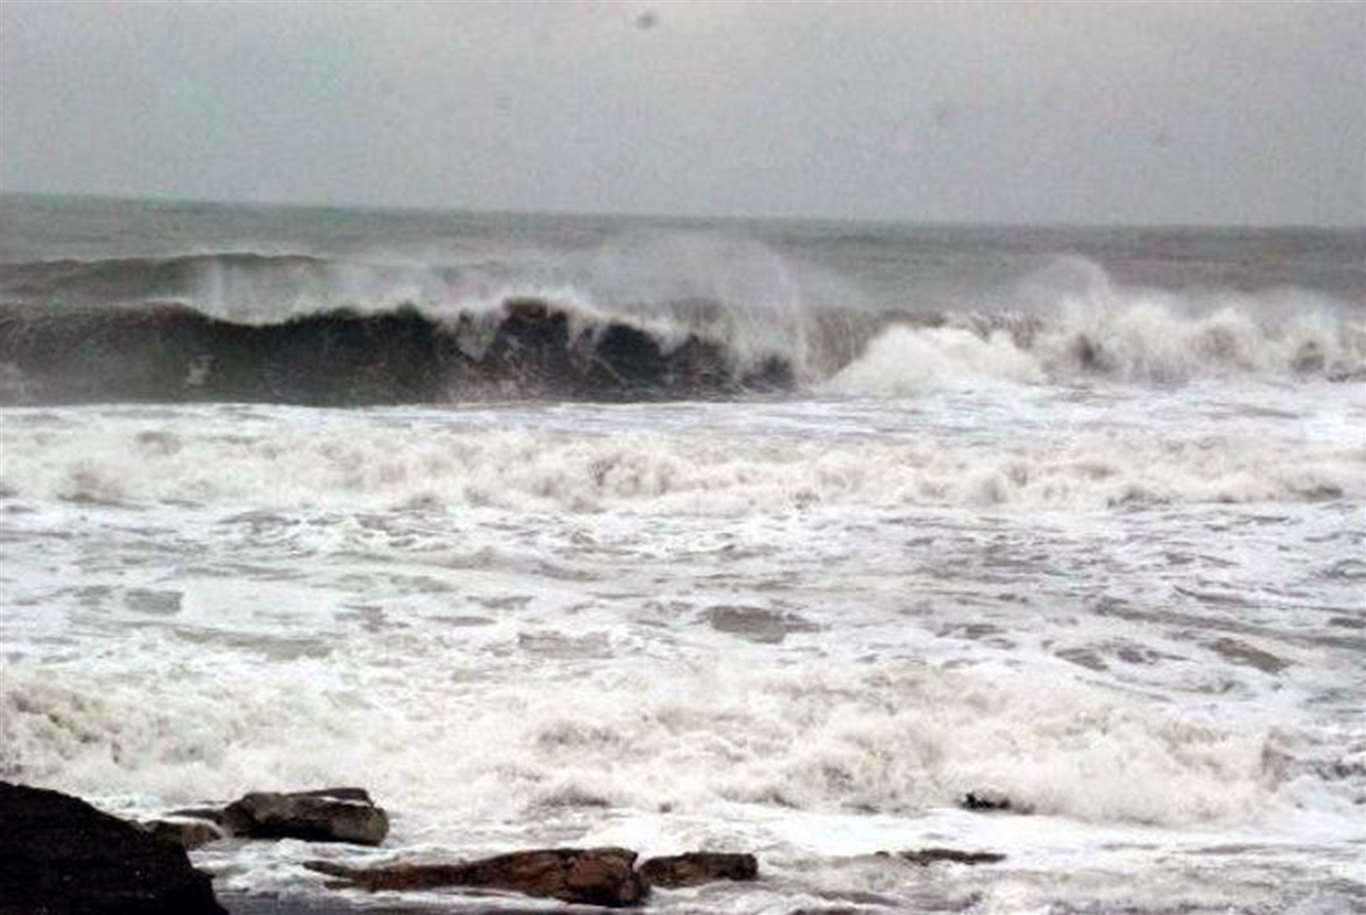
[307,847,649,907]
[0,781,225,915]
[639,851,759,887]
[221,787,390,845]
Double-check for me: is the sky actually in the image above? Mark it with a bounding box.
[1,1,1363,225]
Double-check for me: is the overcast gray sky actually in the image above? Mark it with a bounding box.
[2,1,1363,225]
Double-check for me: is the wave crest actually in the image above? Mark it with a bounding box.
[2,250,1362,404]
[830,280,1365,394]
[0,298,794,405]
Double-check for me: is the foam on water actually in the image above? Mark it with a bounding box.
[1,386,1362,514]
[830,278,1366,392]
[827,325,1047,393]
[2,386,1363,910]
[0,650,1331,830]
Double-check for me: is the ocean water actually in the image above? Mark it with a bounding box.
[1,194,1364,913]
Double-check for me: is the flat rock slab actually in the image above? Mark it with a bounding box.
[885,847,1006,866]
[307,847,648,907]
[223,788,389,845]
[0,781,225,915]
[639,852,759,888]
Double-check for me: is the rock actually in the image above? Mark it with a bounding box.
[882,847,1006,866]
[0,781,225,915]
[222,787,388,845]
[306,847,648,907]
[960,789,1023,812]
[139,817,226,850]
[639,851,758,888]
[704,605,820,644]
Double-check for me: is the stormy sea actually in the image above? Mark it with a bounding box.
[1,193,1363,914]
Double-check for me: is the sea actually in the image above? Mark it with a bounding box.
[1,194,1363,914]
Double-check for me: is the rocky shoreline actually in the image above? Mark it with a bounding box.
[0,781,1009,913]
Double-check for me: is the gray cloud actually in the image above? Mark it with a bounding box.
[2,0,1362,225]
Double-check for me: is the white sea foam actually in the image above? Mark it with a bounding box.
[1,401,1359,513]
[828,284,1366,392]
[0,652,1307,831]
[3,392,1362,910]
[1029,282,1366,382]
[827,325,1046,393]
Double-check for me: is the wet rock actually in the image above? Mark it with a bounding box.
[884,847,1006,866]
[139,816,226,849]
[639,851,758,888]
[961,789,1026,812]
[306,847,648,907]
[0,781,225,915]
[704,605,820,644]
[223,787,388,845]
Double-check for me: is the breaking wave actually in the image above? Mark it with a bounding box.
[0,657,1328,830]
[0,299,795,405]
[0,250,1362,405]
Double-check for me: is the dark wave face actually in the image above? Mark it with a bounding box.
[0,299,795,406]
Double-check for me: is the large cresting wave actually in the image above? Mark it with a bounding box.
[0,298,796,405]
[1,249,1363,404]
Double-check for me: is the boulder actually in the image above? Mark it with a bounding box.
[639,851,758,888]
[0,781,225,915]
[222,787,388,845]
[960,789,1022,812]
[307,847,648,907]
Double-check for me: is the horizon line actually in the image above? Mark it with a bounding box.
[3,189,1363,234]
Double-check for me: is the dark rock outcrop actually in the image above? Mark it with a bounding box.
[306,847,648,907]
[639,851,758,888]
[0,781,225,915]
[222,787,389,845]
[960,789,1022,812]
[881,847,1006,866]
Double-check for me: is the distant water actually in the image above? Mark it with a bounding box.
[1,195,1364,913]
